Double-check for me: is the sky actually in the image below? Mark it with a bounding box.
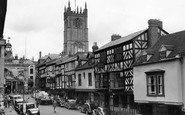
[4,0,185,61]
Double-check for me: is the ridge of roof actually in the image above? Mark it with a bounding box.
[96,29,147,51]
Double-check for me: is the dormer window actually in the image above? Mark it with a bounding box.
[140,50,154,63]
[142,55,147,62]
[159,51,166,59]
[159,45,174,60]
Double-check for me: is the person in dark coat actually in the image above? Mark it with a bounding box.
[52,100,57,113]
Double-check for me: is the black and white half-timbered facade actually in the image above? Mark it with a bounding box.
[94,19,168,114]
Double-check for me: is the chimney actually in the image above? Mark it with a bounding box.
[111,34,121,41]
[92,42,99,52]
[148,19,163,48]
[39,51,42,59]
[15,54,18,60]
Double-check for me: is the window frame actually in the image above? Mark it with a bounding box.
[88,73,92,86]
[145,71,165,97]
[78,74,82,86]
[159,51,166,59]
[30,68,33,74]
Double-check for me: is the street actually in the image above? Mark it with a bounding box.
[5,94,85,115]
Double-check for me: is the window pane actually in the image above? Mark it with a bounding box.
[147,75,156,95]
[158,85,163,95]
[157,74,163,95]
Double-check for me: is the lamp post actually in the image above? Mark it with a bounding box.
[22,68,28,102]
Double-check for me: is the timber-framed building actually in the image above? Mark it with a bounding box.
[94,19,168,114]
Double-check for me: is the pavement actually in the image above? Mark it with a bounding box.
[4,106,17,115]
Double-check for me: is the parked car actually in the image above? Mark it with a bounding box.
[14,99,24,112]
[15,102,25,114]
[39,97,52,105]
[9,95,22,105]
[19,102,40,115]
[65,99,77,109]
[55,97,65,107]
[79,103,98,114]
[93,107,108,115]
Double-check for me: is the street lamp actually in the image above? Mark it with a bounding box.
[22,68,28,102]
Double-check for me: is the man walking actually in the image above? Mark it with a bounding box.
[52,100,57,113]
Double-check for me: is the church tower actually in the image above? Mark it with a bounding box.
[63,1,88,55]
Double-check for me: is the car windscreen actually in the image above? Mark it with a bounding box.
[17,101,24,103]
[27,104,35,109]
[69,100,76,103]
[15,96,22,99]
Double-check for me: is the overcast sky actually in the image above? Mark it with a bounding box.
[4,0,185,61]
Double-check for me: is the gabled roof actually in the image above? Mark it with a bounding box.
[96,29,147,52]
[61,52,88,64]
[46,58,58,66]
[75,61,94,71]
[135,30,185,65]
[40,53,60,60]
[37,53,60,67]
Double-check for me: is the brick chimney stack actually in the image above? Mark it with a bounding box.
[148,19,163,48]
[92,42,99,52]
[111,34,121,41]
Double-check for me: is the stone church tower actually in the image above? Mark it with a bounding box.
[63,1,88,55]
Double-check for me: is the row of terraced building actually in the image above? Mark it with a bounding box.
[36,1,185,115]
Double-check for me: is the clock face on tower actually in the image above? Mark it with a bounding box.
[73,18,82,28]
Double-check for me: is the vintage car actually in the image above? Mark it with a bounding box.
[15,102,25,114]
[55,97,65,107]
[92,107,107,115]
[9,95,23,105]
[39,97,52,105]
[79,103,98,114]
[65,99,77,109]
[19,102,40,115]
[14,99,24,112]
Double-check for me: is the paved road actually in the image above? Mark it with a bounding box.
[4,94,85,115]
[25,94,85,115]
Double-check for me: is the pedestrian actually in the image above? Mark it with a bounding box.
[52,100,57,113]
[7,95,10,108]
[36,99,39,107]
[4,95,7,108]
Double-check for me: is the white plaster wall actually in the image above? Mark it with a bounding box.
[75,68,95,89]
[133,59,183,104]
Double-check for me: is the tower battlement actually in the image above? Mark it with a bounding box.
[64,1,87,20]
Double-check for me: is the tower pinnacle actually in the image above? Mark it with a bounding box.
[68,0,70,8]
[85,2,87,9]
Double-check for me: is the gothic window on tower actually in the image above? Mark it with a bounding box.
[73,18,82,28]
[74,43,84,53]
[78,43,84,52]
